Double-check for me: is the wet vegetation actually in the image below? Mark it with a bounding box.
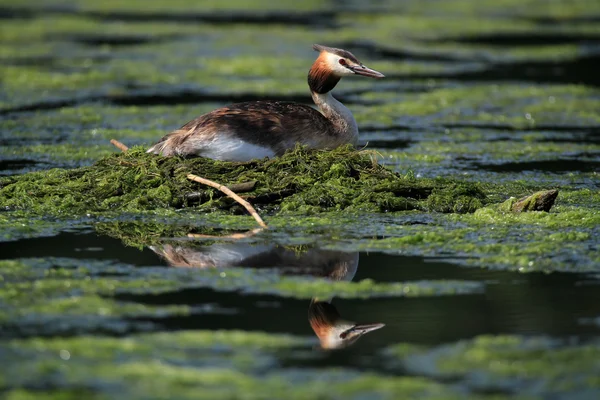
[0,145,488,214]
[1,0,599,398]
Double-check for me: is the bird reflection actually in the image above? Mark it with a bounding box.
[309,300,385,349]
[150,241,384,349]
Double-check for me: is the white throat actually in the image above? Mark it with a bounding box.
[312,91,359,145]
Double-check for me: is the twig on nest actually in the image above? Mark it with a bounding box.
[187,173,268,228]
[110,139,129,152]
[107,138,267,228]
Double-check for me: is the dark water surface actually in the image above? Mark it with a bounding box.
[1,0,600,398]
[3,230,600,347]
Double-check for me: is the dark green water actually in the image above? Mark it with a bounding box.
[1,0,600,398]
[4,230,600,345]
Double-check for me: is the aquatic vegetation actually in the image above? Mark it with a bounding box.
[0,145,487,215]
[0,255,483,303]
[1,0,599,398]
[0,143,115,165]
[356,196,599,273]
[8,0,330,12]
[0,258,192,329]
[0,252,483,340]
[0,331,463,400]
[356,84,600,128]
[388,335,600,397]
[0,213,90,243]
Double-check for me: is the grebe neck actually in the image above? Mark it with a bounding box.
[311,91,359,145]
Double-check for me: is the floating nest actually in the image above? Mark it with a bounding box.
[0,145,487,215]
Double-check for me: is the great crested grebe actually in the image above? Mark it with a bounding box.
[147,44,384,161]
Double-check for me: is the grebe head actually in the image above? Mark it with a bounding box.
[312,44,385,79]
[309,300,385,350]
[308,44,384,94]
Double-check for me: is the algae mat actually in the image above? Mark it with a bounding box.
[1,0,600,398]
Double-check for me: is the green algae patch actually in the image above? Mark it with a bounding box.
[356,84,600,128]
[256,276,483,299]
[0,332,472,400]
[358,193,599,273]
[17,330,303,358]
[0,254,482,330]
[10,0,330,12]
[0,143,115,164]
[388,335,600,397]
[0,258,191,329]
[0,213,89,243]
[438,336,600,379]
[95,220,192,247]
[4,390,108,400]
[0,145,487,216]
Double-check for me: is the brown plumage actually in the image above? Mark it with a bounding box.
[309,301,344,340]
[147,44,384,161]
[148,101,341,157]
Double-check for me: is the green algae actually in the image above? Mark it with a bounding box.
[356,84,600,128]
[9,0,329,12]
[0,104,219,147]
[0,330,576,400]
[95,221,191,247]
[5,391,107,400]
[0,332,491,400]
[0,1,599,398]
[461,199,600,229]
[0,259,192,325]
[17,330,303,359]
[0,254,483,331]
[341,185,599,274]
[254,275,482,299]
[0,145,488,216]
[0,143,115,164]
[2,65,119,94]
[89,206,596,279]
[0,369,462,400]
[336,0,600,36]
[0,213,89,243]
[438,336,600,378]
[1,0,599,113]
[199,55,442,84]
[560,188,600,209]
[388,335,600,397]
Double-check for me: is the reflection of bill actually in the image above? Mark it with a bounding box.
[150,242,384,349]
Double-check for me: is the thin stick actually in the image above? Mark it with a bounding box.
[187,173,268,228]
[110,139,129,152]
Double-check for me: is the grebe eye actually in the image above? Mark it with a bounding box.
[339,59,347,66]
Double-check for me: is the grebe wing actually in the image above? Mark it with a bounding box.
[147,101,331,160]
